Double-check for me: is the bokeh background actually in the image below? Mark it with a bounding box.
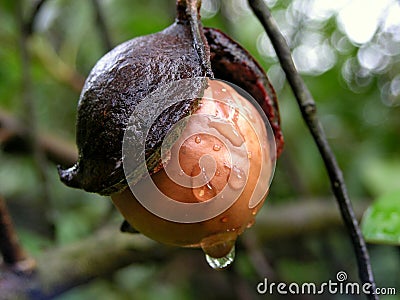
[1,0,399,299]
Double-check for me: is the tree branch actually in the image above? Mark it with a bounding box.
[0,200,367,299]
[247,1,377,299]
[91,0,113,52]
[17,0,55,238]
[0,224,173,300]
[24,0,48,36]
[176,0,213,77]
[31,38,86,93]
[0,196,36,273]
[0,109,78,167]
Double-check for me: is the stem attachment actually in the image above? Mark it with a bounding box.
[176,0,214,78]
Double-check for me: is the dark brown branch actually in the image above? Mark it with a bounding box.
[91,0,113,52]
[0,223,173,300]
[0,109,78,167]
[254,200,367,240]
[32,42,86,93]
[241,232,275,279]
[24,0,48,36]
[17,0,54,238]
[0,200,367,299]
[0,196,36,273]
[247,1,377,299]
[20,0,86,93]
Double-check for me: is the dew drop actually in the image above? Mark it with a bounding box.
[247,151,252,159]
[220,216,228,223]
[246,219,255,228]
[213,144,221,151]
[199,189,205,197]
[205,246,235,270]
[252,209,257,216]
[195,136,201,144]
[228,166,247,190]
[192,185,216,201]
[215,169,221,176]
[221,88,227,92]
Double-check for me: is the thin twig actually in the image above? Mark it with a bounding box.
[32,38,86,93]
[247,1,377,299]
[176,0,214,77]
[0,222,173,300]
[17,0,54,238]
[0,109,78,167]
[24,0,86,93]
[91,0,113,52]
[241,231,276,279]
[0,200,367,299]
[24,0,48,36]
[0,196,36,273]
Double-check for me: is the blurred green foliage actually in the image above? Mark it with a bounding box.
[362,191,400,245]
[1,0,400,299]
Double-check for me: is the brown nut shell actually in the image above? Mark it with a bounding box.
[111,80,274,256]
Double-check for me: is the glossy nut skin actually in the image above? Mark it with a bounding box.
[58,27,283,196]
[111,80,274,257]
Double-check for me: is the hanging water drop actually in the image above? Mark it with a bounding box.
[201,232,237,269]
[205,246,235,270]
[195,136,201,144]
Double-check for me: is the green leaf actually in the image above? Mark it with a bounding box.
[361,191,400,245]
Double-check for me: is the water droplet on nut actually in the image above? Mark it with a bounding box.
[246,219,255,228]
[228,166,247,190]
[213,144,221,151]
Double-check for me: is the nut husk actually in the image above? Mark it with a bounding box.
[58,1,283,196]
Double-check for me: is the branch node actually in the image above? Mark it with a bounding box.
[303,101,316,115]
[0,196,36,275]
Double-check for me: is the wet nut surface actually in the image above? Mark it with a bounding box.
[112,79,276,259]
[58,0,283,267]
